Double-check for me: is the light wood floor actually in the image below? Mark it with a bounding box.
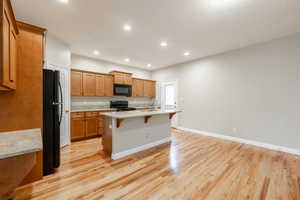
[14,129,300,200]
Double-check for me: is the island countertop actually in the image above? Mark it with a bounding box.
[101,109,181,119]
[0,129,42,159]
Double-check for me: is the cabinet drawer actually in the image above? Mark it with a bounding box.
[85,112,98,117]
[72,112,85,118]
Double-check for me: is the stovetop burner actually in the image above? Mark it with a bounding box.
[110,101,136,112]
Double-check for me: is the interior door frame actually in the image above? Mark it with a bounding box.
[44,61,71,147]
[160,80,179,128]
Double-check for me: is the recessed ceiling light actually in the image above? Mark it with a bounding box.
[184,51,190,56]
[123,24,132,32]
[93,50,100,55]
[58,0,69,4]
[160,41,168,47]
[147,64,152,67]
[124,58,130,62]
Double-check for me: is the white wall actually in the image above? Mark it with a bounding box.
[71,54,151,80]
[45,33,71,67]
[152,34,300,150]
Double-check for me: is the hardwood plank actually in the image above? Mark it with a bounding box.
[13,129,300,200]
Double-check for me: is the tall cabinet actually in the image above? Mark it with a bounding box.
[0,0,19,91]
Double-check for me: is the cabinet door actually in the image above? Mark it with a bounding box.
[9,28,17,89]
[96,74,105,96]
[83,73,96,96]
[1,9,11,89]
[124,74,132,85]
[85,117,98,137]
[137,79,144,97]
[143,80,151,98]
[132,79,138,97]
[104,75,113,96]
[150,81,156,98]
[71,118,85,140]
[114,73,124,84]
[71,71,82,96]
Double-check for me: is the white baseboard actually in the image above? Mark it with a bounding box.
[177,127,300,156]
[112,137,171,160]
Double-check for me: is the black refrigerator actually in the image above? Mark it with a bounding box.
[43,69,63,176]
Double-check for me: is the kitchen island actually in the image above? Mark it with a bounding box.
[101,109,180,160]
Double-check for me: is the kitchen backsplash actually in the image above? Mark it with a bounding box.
[71,97,160,108]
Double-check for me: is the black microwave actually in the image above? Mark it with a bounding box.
[113,84,132,97]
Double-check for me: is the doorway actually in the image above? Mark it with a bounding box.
[161,81,178,127]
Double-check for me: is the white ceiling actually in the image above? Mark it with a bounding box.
[12,0,300,70]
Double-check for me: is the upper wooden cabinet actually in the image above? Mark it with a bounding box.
[71,69,156,98]
[110,71,133,85]
[96,74,105,96]
[132,78,144,97]
[83,72,96,96]
[144,80,156,98]
[104,75,113,96]
[0,0,19,91]
[71,71,83,96]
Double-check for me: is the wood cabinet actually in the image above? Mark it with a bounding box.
[85,112,98,137]
[110,71,133,85]
[132,78,144,97]
[95,74,105,96]
[104,75,113,96]
[0,0,19,91]
[71,71,83,96]
[150,81,156,98]
[70,69,156,98]
[113,72,124,84]
[124,74,133,85]
[144,80,156,98]
[71,70,114,97]
[71,113,85,140]
[71,111,115,141]
[83,72,96,96]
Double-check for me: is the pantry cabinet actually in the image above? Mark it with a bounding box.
[0,0,19,91]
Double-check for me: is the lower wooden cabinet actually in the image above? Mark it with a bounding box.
[71,111,113,141]
[85,112,98,137]
[71,117,86,141]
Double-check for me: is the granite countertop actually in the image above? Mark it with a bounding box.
[102,109,182,119]
[0,129,43,159]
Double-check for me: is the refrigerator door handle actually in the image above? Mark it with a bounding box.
[58,80,64,126]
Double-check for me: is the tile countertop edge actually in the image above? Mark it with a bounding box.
[102,110,182,119]
[0,128,43,159]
